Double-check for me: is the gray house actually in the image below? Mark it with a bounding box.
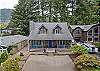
[28,22,73,49]
[69,23,100,42]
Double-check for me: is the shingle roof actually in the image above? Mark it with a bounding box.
[70,23,100,31]
[70,25,94,31]
[0,35,27,47]
[29,22,74,40]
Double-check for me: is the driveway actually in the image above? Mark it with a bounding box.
[22,55,75,71]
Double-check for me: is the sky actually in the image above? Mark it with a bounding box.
[0,0,18,9]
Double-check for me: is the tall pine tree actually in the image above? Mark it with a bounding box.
[68,0,99,25]
[11,0,38,35]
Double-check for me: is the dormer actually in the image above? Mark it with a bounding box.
[53,25,62,34]
[39,25,48,34]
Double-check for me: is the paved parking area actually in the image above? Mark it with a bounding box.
[22,55,75,71]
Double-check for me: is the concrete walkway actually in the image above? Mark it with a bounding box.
[22,55,75,71]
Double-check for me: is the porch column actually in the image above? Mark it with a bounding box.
[57,40,58,48]
[92,28,94,42]
[42,40,43,48]
[64,40,65,48]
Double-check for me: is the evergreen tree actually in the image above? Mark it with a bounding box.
[51,0,69,22]
[11,0,38,35]
[68,0,99,25]
[10,0,99,35]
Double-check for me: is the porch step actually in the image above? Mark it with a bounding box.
[46,48,56,53]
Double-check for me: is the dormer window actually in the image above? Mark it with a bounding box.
[39,25,47,34]
[53,25,62,34]
[75,29,81,34]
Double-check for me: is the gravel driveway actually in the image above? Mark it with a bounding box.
[22,55,75,71]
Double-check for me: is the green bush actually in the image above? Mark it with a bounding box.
[1,58,20,71]
[74,54,100,71]
[15,55,21,62]
[9,50,14,55]
[0,52,8,65]
[94,42,100,48]
[71,45,88,55]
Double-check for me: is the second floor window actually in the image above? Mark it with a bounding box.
[73,29,82,34]
[39,26,47,34]
[53,25,62,34]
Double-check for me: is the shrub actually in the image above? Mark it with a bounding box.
[71,45,88,55]
[1,58,20,71]
[0,52,8,65]
[15,55,21,62]
[94,42,100,48]
[74,54,100,71]
[9,50,14,55]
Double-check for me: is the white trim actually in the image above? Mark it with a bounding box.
[0,48,7,53]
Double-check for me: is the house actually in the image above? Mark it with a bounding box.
[69,23,100,42]
[28,22,74,50]
[0,41,7,53]
[0,28,17,35]
[0,35,27,53]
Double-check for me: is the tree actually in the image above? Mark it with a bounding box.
[10,0,69,35]
[0,52,8,65]
[51,0,69,22]
[71,45,88,55]
[10,0,39,35]
[68,0,99,25]
[74,54,100,71]
[1,59,20,71]
[10,0,99,35]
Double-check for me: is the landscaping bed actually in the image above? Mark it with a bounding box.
[70,45,100,71]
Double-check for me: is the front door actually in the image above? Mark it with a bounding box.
[48,40,52,48]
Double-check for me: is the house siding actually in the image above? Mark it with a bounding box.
[71,24,100,42]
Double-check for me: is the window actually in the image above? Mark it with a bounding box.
[94,38,99,42]
[94,27,99,36]
[88,30,92,36]
[74,29,81,34]
[53,25,62,34]
[39,25,47,34]
[88,38,92,41]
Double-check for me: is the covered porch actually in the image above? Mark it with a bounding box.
[29,40,71,49]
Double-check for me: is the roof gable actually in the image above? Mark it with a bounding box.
[53,24,62,30]
[29,22,74,40]
[39,24,47,30]
[70,23,100,31]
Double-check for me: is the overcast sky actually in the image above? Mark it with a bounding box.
[0,0,18,9]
